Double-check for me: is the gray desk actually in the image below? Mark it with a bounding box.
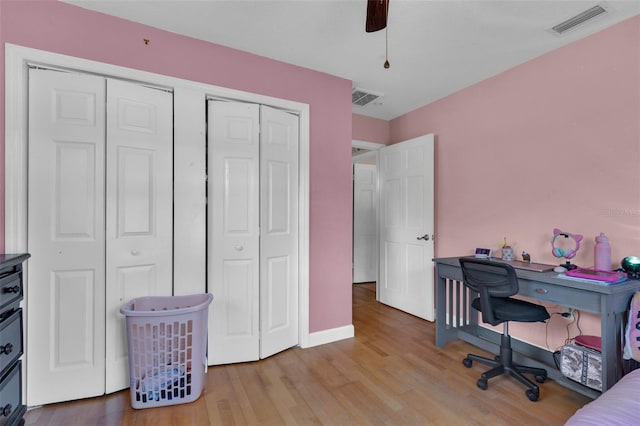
[434,256,640,397]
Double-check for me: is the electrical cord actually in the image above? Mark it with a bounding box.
[545,310,581,352]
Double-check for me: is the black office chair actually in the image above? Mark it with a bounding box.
[459,257,550,401]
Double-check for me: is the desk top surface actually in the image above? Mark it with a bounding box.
[434,256,640,295]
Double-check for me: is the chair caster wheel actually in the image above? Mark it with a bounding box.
[526,389,539,401]
[463,358,472,368]
[535,374,547,383]
[477,378,488,390]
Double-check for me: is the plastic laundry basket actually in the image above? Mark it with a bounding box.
[120,293,213,409]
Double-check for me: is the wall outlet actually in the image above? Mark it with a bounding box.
[561,307,576,321]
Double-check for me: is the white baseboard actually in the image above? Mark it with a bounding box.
[302,324,354,348]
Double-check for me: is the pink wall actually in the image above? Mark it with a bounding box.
[391,15,639,266]
[352,113,390,144]
[0,0,353,333]
[390,16,640,348]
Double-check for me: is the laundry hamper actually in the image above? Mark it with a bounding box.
[120,293,213,409]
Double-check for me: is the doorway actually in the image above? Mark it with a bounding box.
[351,136,436,321]
[352,140,383,286]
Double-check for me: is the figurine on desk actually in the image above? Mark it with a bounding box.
[522,251,531,263]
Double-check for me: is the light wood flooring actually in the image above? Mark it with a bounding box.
[24,283,590,425]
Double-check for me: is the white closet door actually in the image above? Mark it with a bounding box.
[27,71,174,404]
[104,79,174,392]
[259,105,299,359]
[208,101,261,364]
[27,69,107,405]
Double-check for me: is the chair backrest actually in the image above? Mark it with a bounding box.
[459,257,520,325]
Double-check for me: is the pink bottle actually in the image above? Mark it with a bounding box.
[594,233,611,271]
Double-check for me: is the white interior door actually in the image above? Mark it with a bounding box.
[27,69,107,405]
[353,163,378,283]
[208,100,261,364]
[378,134,435,321]
[27,69,173,405]
[104,79,174,392]
[259,105,299,359]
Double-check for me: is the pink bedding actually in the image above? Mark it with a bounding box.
[565,368,640,425]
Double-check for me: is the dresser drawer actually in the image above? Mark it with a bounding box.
[0,361,25,426]
[0,271,22,313]
[0,311,22,376]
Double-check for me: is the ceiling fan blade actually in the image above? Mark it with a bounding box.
[366,0,389,33]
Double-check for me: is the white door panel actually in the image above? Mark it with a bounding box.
[27,69,107,405]
[208,101,260,364]
[223,260,255,336]
[105,79,173,392]
[379,134,435,321]
[260,105,298,359]
[353,163,377,283]
[53,270,97,363]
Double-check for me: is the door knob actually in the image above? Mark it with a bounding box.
[417,234,430,241]
[234,244,244,251]
[131,249,140,256]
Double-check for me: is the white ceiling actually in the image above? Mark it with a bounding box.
[62,0,640,120]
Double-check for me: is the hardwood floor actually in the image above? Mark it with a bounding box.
[25,283,590,425]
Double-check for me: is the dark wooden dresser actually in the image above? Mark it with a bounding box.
[0,254,30,426]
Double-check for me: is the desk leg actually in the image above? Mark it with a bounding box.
[600,299,623,392]
[435,273,450,348]
[435,269,474,348]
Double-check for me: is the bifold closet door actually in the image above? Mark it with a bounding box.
[259,105,299,359]
[208,101,261,364]
[28,69,107,405]
[27,70,173,405]
[207,101,299,365]
[104,79,173,393]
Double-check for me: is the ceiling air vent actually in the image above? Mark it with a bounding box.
[352,88,383,107]
[551,4,609,35]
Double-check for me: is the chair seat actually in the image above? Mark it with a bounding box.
[471,296,550,323]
